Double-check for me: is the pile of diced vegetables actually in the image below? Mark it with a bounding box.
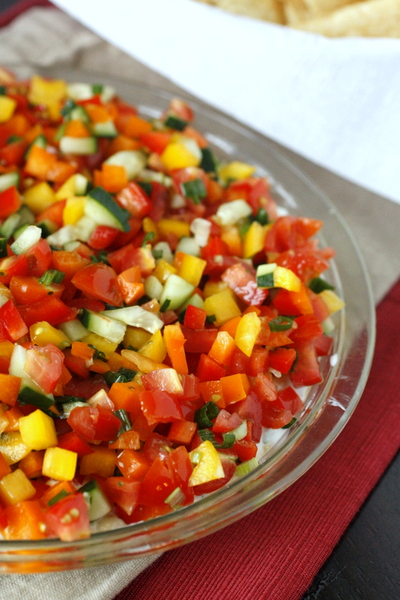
[0,74,344,542]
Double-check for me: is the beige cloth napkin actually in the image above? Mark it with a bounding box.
[0,7,166,599]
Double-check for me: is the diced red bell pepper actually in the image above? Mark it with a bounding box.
[71,262,123,307]
[0,185,21,218]
[0,299,28,341]
[17,296,76,327]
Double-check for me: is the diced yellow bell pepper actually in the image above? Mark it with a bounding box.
[0,95,17,123]
[157,219,191,240]
[218,161,256,182]
[29,321,71,350]
[42,447,77,481]
[203,280,229,298]
[55,174,86,201]
[0,469,36,506]
[19,410,58,451]
[81,332,118,359]
[235,312,262,357]
[319,289,345,314]
[153,259,177,284]
[28,75,67,121]
[80,447,116,478]
[122,326,152,351]
[23,182,56,214]
[242,221,267,258]
[161,142,200,170]
[177,254,207,287]
[257,263,301,292]
[139,330,167,363]
[0,432,31,465]
[188,441,224,486]
[203,289,241,327]
[63,196,86,225]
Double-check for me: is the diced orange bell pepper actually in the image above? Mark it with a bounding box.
[220,373,250,405]
[24,145,57,180]
[108,381,142,415]
[0,373,21,406]
[117,266,145,305]
[18,450,45,479]
[40,480,76,507]
[80,446,116,478]
[123,114,152,138]
[163,323,188,375]
[64,119,92,138]
[94,163,128,193]
[116,448,150,480]
[208,331,236,365]
[109,430,141,450]
[3,500,46,540]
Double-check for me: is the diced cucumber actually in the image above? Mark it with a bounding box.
[46,225,77,247]
[104,150,146,180]
[0,213,21,240]
[0,171,19,192]
[66,83,115,103]
[12,223,29,241]
[180,292,204,312]
[37,219,58,238]
[144,275,163,301]
[79,309,126,344]
[55,173,89,200]
[10,225,42,255]
[80,480,112,522]
[72,215,97,242]
[85,187,130,232]
[61,400,87,418]
[59,319,88,342]
[159,274,195,311]
[140,169,172,187]
[152,241,173,264]
[92,121,118,138]
[69,105,90,123]
[18,384,55,411]
[256,263,276,288]
[59,136,98,155]
[18,205,36,226]
[175,236,200,257]
[25,134,47,157]
[101,306,163,334]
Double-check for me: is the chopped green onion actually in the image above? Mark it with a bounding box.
[104,367,137,386]
[114,409,132,435]
[194,401,220,428]
[308,277,335,294]
[90,250,109,264]
[255,207,269,225]
[142,231,155,246]
[0,238,7,258]
[164,114,188,131]
[235,458,258,477]
[268,315,294,332]
[47,489,70,506]
[18,387,55,411]
[198,429,235,449]
[60,99,77,118]
[6,135,23,144]
[87,345,107,361]
[165,487,186,509]
[137,180,153,196]
[181,178,207,205]
[92,83,104,95]
[160,299,171,312]
[200,147,218,174]
[0,86,6,96]
[39,269,65,286]
[206,314,216,324]
[282,417,297,429]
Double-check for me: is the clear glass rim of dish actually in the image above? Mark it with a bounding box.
[0,66,376,571]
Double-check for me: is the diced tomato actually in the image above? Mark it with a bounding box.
[181,326,218,354]
[71,263,123,307]
[139,131,171,154]
[234,391,263,442]
[17,296,76,327]
[25,239,52,277]
[67,405,121,442]
[104,477,141,516]
[0,299,28,341]
[291,340,322,387]
[44,493,90,542]
[138,457,176,506]
[24,343,64,394]
[0,254,29,286]
[167,445,194,504]
[221,262,268,306]
[88,225,120,250]
[57,431,94,457]
[268,347,297,374]
[140,390,183,425]
[212,409,242,433]
[261,386,303,429]
[116,181,152,217]
[10,275,64,305]
[0,186,21,218]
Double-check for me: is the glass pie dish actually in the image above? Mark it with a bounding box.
[0,66,375,573]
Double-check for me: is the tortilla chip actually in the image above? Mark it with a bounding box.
[194,0,286,24]
[294,0,400,36]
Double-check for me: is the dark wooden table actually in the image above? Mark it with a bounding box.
[0,1,399,597]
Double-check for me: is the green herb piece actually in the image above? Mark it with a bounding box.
[164,114,188,131]
[200,147,218,174]
[142,231,155,246]
[113,409,132,435]
[268,315,294,332]
[6,135,23,144]
[152,248,163,260]
[206,314,216,324]
[198,429,235,449]
[308,277,335,294]
[47,489,70,507]
[0,86,6,96]
[160,299,171,312]
[90,250,109,265]
[282,417,297,429]
[194,401,220,429]
[39,269,65,286]
[87,345,107,361]
[181,178,207,205]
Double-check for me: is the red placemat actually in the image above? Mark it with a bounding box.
[115,279,400,600]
